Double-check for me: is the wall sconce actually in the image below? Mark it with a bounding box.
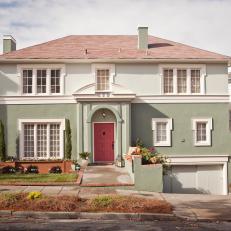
[102,111,106,118]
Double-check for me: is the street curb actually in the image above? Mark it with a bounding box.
[0,210,177,221]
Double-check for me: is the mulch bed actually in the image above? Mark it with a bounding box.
[0,193,172,214]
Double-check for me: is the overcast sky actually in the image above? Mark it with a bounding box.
[0,0,231,57]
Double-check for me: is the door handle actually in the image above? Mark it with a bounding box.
[112,142,114,150]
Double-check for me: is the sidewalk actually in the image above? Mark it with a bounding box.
[0,185,231,221]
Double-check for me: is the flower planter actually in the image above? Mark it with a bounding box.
[0,160,74,174]
[81,159,89,167]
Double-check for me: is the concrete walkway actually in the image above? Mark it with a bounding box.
[1,185,231,221]
[81,165,133,186]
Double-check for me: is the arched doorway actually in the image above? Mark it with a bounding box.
[92,109,116,162]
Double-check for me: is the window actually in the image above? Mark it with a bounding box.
[19,119,65,159]
[19,65,65,95]
[191,69,200,93]
[51,69,61,93]
[152,118,173,146]
[160,65,205,95]
[192,118,212,146]
[163,69,173,93]
[177,69,187,93]
[23,69,33,94]
[96,69,110,91]
[37,69,47,94]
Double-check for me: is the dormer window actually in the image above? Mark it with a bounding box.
[96,69,110,91]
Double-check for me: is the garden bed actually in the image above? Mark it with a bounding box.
[0,173,78,185]
[0,193,172,214]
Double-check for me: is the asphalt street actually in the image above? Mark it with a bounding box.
[0,218,231,231]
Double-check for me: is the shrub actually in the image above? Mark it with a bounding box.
[79,152,90,160]
[90,195,113,208]
[49,166,62,174]
[0,120,6,161]
[27,191,42,200]
[1,165,16,174]
[25,165,39,174]
[65,119,72,159]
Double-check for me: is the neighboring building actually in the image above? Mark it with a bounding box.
[0,27,230,195]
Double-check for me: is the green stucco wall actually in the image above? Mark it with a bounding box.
[131,103,231,155]
[0,104,77,159]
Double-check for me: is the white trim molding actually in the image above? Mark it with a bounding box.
[152,118,173,146]
[192,117,213,146]
[17,64,66,96]
[91,63,115,93]
[18,119,66,160]
[159,64,206,95]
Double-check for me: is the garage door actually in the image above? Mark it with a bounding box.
[163,165,223,195]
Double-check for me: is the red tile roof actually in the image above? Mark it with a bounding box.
[0,35,229,60]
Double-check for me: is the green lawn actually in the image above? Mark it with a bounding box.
[0,173,77,183]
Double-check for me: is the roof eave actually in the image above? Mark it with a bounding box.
[0,58,229,64]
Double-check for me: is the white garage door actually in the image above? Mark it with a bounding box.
[163,165,224,195]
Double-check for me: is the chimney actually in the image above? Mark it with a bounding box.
[3,35,16,53]
[138,26,148,50]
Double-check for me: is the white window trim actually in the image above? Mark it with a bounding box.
[17,64,66,96]
[192,117,213,146]
[152,118,173,146]
[18,119,65,160]
[91,63,115,93]
[159,64,206,95]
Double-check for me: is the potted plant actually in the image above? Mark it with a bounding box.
[79,152,91,167]
[71,160,81,171]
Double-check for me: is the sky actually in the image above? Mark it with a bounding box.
[0,0,231,58]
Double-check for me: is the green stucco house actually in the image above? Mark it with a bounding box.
[0,27,230,195]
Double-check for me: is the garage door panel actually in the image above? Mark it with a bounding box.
[163,165,224,195]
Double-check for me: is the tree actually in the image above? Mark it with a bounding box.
[0,120,6,161]
[65,119,72,159]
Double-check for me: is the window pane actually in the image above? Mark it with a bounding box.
[156,122,167,142]
[163,69,173,93]
[177,69,187,93]
[22,69,33,94]
[37,69,46,93]
[96,69,110,91]
[37,124,47,158]
[50,124,60,158]
[191,69,201,93]
[24,124,34,158]
[196,122,207,142]
[51,69,61,93]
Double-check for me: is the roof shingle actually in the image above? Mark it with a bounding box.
[0,35,229,60]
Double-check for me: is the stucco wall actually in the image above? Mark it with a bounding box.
[131,103,231,155]
[0,62,228,96]
[0,104,77,158]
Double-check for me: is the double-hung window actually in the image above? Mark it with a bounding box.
[22,69,33,94]
[152,118,173,146]
[192,118,212,146]
[19,119,65,160]
[161,65,205,95]
[37,69,47,94]
[96,69,110,91]
[51,69,61,94]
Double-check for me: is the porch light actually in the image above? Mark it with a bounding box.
[102,111,106,118]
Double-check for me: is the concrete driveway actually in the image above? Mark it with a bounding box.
[162,193,231,221]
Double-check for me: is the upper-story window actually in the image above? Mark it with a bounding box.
[18,65,65,95]
[161,65,206,95]
[96,69,110,91]
[51,69,61,94]
[22,69,33,94]
[92,64,115,93]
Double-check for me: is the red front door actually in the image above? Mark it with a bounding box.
[94,123,114,162]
